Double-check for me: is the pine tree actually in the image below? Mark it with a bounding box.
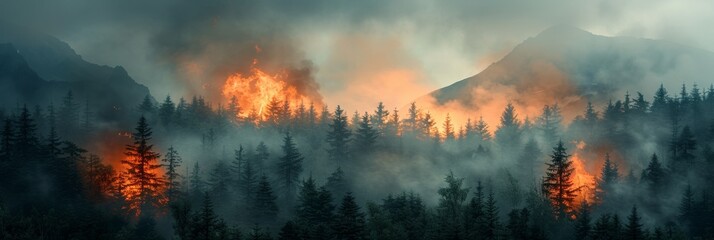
[466,181,485,239]
[295,101,307,129]
[475,116,491,141]
[208,160,232,199]
[371,102,390,136]
[519,138,542,182]
[227,95,241,122]
[58,141,86,198]
[138,95,157,116]
[679,185,694,228]
[0,119,13,162]
[231,145,246,189]
[591,214,612,240]
[240,155,258,206]
[278,221,301,240]
[507,208,530,240]
[404,102,420,135]
[326,167,348,200]
[386,108,400,138]
[82,154,114,201]
[170,201,192,240]
[276,132,304,202]
[495,103,522,149]
[574,201,591,240]
[158,95,176,128]
[32,105,44,135]
[133,215,163,240]
[81,99,92,133]
[191,193,225,240]
[624,206,644,240]
[333,193,366,240]
[632,92,650,114]
[642,154,666,194]
[584,101,599,125]
[278,98,292,130]
[483,189,500,240]
[679,84,690,110]
[265,96,282,126]
[350,111,360,131]
[435,172,469,240]
[651,84,669,118]
[121,116,165,215]
[537,104,562,144]
[190,162,205,201]
[542,141,577,220]
[353,112,377,156]
[246,226,272,240]
[307,102,317,128]
[175,97,188,126]
[297,176,335,238]
[676,126,697,171]
[163,146,183,203]
[254,142,269,175]
[59,91,79,138]
[45,104,62,166]
[595,153,619,203]
[326,106,351,165]
[442,113,455,141]
[420,112,436,139]
[15,106,39,162]
[251,175,278,225]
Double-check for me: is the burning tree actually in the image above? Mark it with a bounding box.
[542,141,577,220]
[121,116,166,215]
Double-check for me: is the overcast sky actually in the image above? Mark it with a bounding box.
[2,0,714,111]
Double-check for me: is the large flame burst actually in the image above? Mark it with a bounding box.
[570,140,596,204]
[222,60,312,121]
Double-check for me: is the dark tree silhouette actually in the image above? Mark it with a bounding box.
[251,175,278,225]
[435,172,468,239]
[333,193,366,240]
[595,153,619,203]
[624,206,644,240]
[542,141,576,220]
[327,105,351,165]
[353,112,377,155]
[163,146,183,203]
[276,132,304,203]
[574,201,591,240]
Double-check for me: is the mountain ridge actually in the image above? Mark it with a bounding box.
[418,25,714,123]
[0,23,153,125]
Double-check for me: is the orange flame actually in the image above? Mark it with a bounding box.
[222,60,314,121]
[570,140,596,204]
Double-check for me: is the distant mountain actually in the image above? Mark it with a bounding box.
[419,25,714,120]
[0,24,152,124]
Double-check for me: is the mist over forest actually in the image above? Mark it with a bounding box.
[2,1,714,240]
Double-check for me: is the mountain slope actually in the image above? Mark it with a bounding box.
[419,26,714,123]
[0,24,152,124]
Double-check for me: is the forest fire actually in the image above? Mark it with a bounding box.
[570,140,596,204]
[92,125,167,216]
[222,60,317,120]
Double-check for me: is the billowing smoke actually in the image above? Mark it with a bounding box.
[147,1,323,104]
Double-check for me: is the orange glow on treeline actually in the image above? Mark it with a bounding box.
[222,59,320,122]
[91,129,167,216]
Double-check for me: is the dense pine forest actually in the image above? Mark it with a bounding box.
[1,83,714,240]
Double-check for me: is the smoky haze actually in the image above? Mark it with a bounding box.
[1,1,714,239]
[4,0,714,111]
